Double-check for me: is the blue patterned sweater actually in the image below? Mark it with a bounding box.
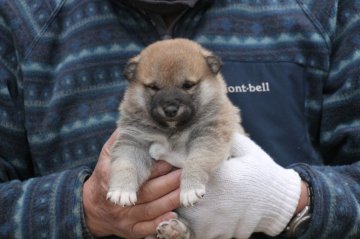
[0,0,359,238]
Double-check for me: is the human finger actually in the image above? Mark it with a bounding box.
[148,160,174,179]
[137,169,181,204]
[128,188,180,221]
[100,128,121,157]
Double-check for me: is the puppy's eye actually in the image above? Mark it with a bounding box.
[182,82,196,90]
[145,84,160,91]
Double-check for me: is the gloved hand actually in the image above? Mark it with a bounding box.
[178,133,301,239]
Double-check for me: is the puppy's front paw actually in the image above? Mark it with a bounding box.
[156,219,190,239]
[180,186,205,207]
[106,190,137,206]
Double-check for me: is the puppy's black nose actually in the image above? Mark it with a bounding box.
[163,105,178,118]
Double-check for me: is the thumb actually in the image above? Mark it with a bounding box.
[100,128,121,159]
[92,128,121,187]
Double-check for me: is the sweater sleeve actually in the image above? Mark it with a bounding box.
[0,167,93,238]
[290,1,360,238]
[0,13,93,239]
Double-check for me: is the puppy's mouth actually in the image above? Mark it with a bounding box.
[153,105,191,127]
[151,103,194,128]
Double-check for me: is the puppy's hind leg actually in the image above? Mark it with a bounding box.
[107,143,152,206]
[156,218,191,239]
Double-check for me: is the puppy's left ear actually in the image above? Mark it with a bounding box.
[206,55,223,74]
[123,55,140,81]
[201,49,223,74]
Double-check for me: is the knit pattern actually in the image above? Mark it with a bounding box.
[0,0,359,238]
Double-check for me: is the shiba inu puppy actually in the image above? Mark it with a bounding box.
[107,38,244,239]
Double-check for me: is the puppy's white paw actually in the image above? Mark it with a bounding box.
[156,219,190,239]
[106,190,137,206]
[149,143,167,160]
[180,186,205,207]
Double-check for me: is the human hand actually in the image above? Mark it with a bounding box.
[83,128,181,238]
[178,133,302,239]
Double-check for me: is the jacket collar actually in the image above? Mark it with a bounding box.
[124,0,200,14]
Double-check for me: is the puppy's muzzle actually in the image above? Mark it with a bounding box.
[163,103,179,118]
[150,89,194,128]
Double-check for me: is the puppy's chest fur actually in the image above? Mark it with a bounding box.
[148,129,192,168]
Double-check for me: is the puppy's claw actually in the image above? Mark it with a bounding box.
[180,187,206,207]
[106,190,137,206]
[195,191,205,198]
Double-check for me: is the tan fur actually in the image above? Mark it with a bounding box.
[107,39,245,239]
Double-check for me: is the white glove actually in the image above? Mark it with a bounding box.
[178,133,301,239]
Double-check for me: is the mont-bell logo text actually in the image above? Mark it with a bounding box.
[227,82,270,94]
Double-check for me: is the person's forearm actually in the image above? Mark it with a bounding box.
[0,167,91,238]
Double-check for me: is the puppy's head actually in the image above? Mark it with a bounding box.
[123,39,223,129]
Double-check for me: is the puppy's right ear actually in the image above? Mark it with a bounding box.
[123,55,140,81]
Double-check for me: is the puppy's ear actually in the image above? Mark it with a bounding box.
[205,55,223,74]
[123,55,140,81]
[201,49,223,74]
